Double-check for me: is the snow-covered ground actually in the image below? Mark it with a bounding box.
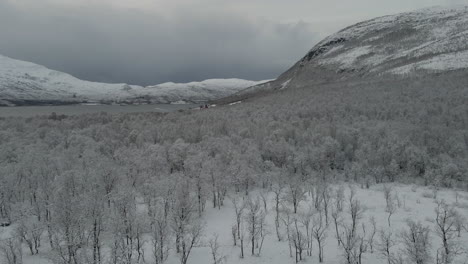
[174,184,468,264]
[3,183,467,264]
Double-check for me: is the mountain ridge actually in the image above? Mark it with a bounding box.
[0,54,268,106]
[220,6,468,103]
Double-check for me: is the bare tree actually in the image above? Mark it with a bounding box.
[285,175,306,214]
[184,153,207,217]
[231,225,237,246]
[281,206,294,258]
[453,211,465,238]
[377,229,396,264]
[134,215,147,264]
[259,189,269,212]
[321,184,332,225]
[312,184,323,210]
[86,191,105,264]
[337,194,367,264]
[272,179,285,241]
[109,189,146,264]
[383,185,393,207]
[257,211,269,256]
[290,217,307,263]
[332,205,343,246]
[244,196,267,256]
[49,180,88,264]
[205,158,226,209]
[349,198,365,236]
[386,200,396,227]
[401,220,431,264]
[348,185,357,206]
[312,210,327,263]
[383,185,396,227]
[299,207,314,257]
[331,186,345,245]
[0,238,23,264]
[209,234,226,264]
[149,205,171,264]
[0,185,13,228]
[367,216,377,253]
[337,224,367,264]
[434,200,461,264]
[239,222,246,259]
[180,218,204,264]
[16,218,43,255]
[171,180,197,256]
[230,196,245,241]
[334,185,345,212]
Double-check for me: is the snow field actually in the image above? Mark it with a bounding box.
[5,183,467,264]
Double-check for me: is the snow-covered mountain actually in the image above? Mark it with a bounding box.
[142,79,270,104]
[230,6,468,99]
[0,54,268,106]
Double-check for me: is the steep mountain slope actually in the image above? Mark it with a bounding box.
[0,54,267,106]
[228,6,468,100]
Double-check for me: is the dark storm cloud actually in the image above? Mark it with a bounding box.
[0,0,463,85]
[0,1,318,85]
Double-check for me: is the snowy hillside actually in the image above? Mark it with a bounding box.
[231,6,468,98]
[0,54,143,104]
[0,54,267,106]
[312,6,468,75]
[143,79,270,104]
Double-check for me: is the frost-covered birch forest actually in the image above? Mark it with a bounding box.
[1,73,468,264]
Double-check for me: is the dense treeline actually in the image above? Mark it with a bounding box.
[0,72,467,263]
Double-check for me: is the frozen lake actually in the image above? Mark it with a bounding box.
[0,103,198,117]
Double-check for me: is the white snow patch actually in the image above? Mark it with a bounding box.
[391,50,468,74]
[323,45,344,56]
[228,101,242,106]
[321,46,372,67]
[280,79,291,90]
[170,100,188,105]
[421,50,468,70]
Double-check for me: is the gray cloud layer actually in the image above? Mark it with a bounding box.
[0,0,465,85]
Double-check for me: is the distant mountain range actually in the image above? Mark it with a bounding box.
[0,54,269,106]
[223,6,468,102]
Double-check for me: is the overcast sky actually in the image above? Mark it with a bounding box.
[0,0,466,85]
